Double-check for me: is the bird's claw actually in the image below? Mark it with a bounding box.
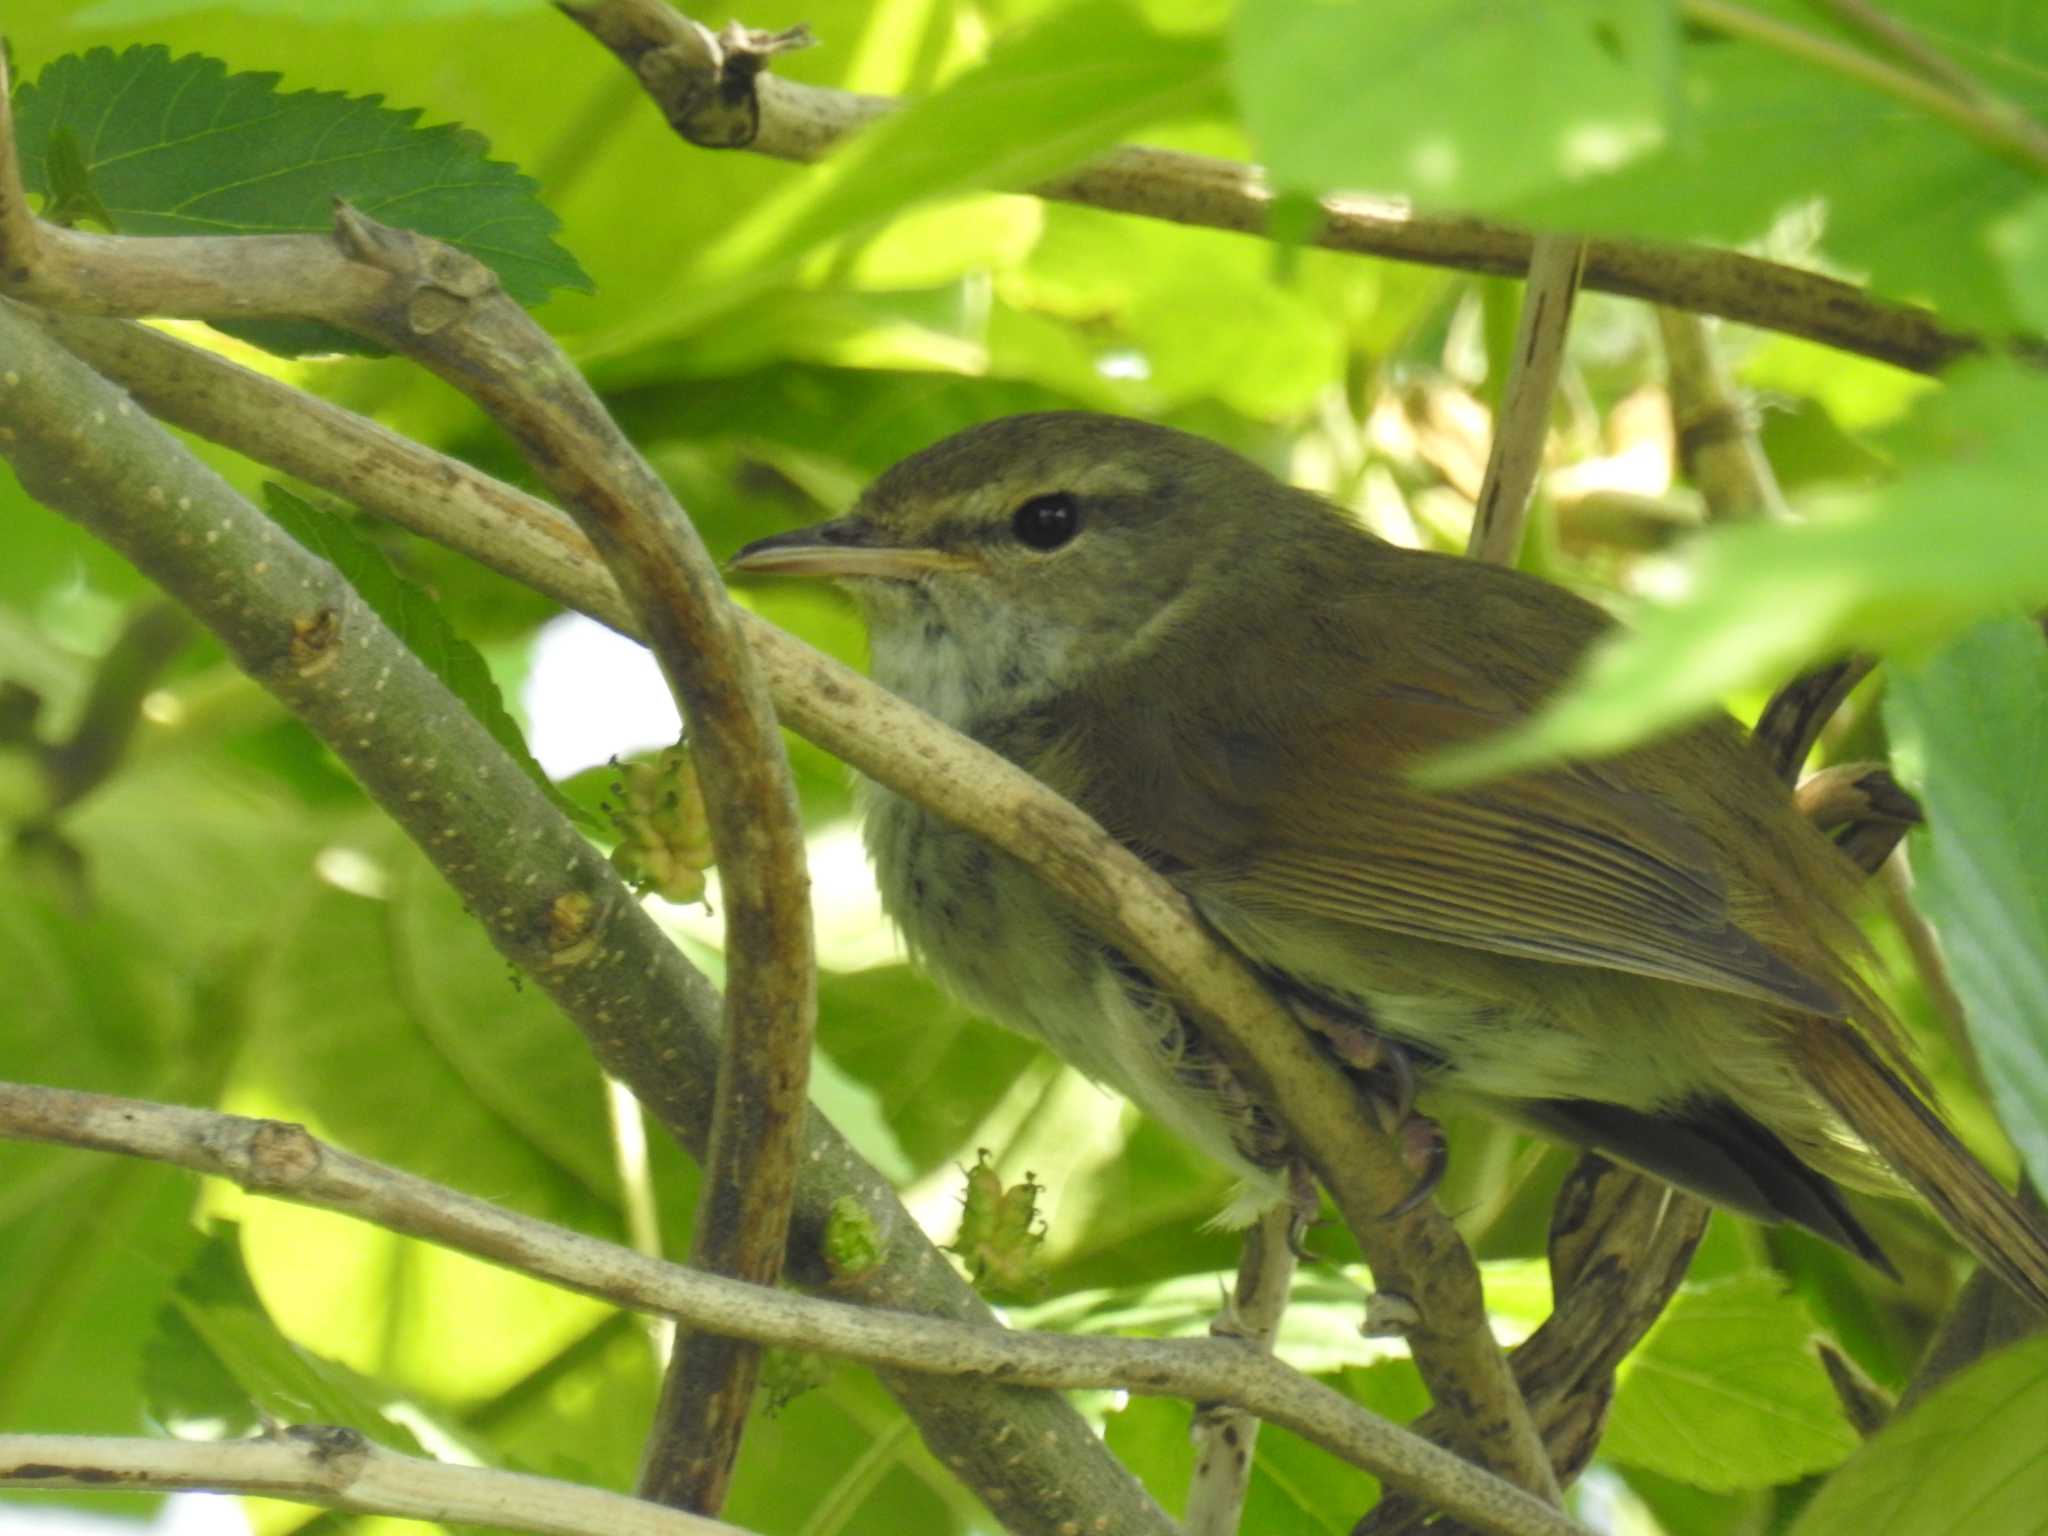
[1380,1113,1448,1218]
[1286,1161,1322,1258]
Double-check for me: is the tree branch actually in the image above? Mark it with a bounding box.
[0,1430,747,1536]
[22,302,1555,1504]
[1469,234,1585,565]
[1185,1202,1299,1536]
[1655,308,1791,523]
[0,1082,1593,1536]
[559,0,1983,375]
[0,42,814,1509]
[0,295,1173,1536]
[324,206,816,1517]
[1362,1161,1709,1535]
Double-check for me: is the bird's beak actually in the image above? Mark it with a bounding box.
[728,519,980,581]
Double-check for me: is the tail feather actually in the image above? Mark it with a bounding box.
[1799,1018,2048,1314]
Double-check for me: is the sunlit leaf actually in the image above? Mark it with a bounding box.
[13,45,587,354]
[1792,1333,2048,1536]
[1234,0,1674,207]
[145,1224,425,1449]
[1424,358,2048,783]
[1603,1273,1858,1491]
[1886,619,2048,1193]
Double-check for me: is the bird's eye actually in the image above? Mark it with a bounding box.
[1011,492,1080,551]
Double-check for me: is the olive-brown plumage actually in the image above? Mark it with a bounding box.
[733,412,2048,1309]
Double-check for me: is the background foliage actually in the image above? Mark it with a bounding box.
[2,1,2045,1534]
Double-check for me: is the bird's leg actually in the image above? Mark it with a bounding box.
[1292,1000,1448,1215]
[1280,1159,1323,1258]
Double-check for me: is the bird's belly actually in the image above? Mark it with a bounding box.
[862,785,1287,1212]
[1192,895,1732,1115]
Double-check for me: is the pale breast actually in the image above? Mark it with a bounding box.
[860,779,1285,1205]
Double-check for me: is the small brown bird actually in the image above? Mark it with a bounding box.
[732,412,2048,1310]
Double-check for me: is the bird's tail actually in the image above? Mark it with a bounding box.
[1799,1017,2048,1314]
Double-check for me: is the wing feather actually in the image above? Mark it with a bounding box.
[1038,551,1856,1018]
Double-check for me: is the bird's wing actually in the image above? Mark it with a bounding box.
[1202,691,1841,1012]
[1065,608,1848,1017]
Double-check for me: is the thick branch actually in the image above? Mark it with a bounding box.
[0,1431,745,1536]
[0,44,814,1502]
[561,1,1982,375]
[0,296,1172,1536]
[302,207,813,1514]
[0,1083,1592,1536]
[37,306,1554,1505]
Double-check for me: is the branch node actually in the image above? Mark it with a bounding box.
[1361,1291,1421,1338]
[281,1423,371,1479]
[328,201,497,334]
[241,1120,325,1190]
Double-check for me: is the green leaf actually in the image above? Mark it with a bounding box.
[1521,2,2048,329]
[1992,186,2048,334]
[40,127,117,231]
[0,1159,202,1517]
[1233,0,1674,207]
[1105,1362,1422,1534]
[676,2,1226,331]
[261,484,596,831]
[1792,1333,2048,1536]
[145,1223,425,1449]
[1885,619,2048,1192]
[1423,357,2048,783]
[13,45,587,355]
[78,0,544,19]
[1603,1273,1859,1491]
[249,824,619,1217]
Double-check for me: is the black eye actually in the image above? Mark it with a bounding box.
[1011,492,1080,551]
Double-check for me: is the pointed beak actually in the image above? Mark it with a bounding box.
[728,518,980,581]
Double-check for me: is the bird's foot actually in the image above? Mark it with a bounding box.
[1296,1003,1418,1122]
[1292,1002,1444,1217]
[1381,1114,1448,1218]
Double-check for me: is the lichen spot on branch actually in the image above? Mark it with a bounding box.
[543,889,603,968]
[290,608,343,677]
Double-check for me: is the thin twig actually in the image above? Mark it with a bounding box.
[1795,763,1921,875]
[0,1082,1595,1536]
[0,51,43,265]
[0,296,1177,1536]
[25,308,1556,1508]
[1879,852,1981,1086]
[1185,1203,1299,1536]
[559,2,1982,375]
[1896,1189,2048,1417]
[1654,309,1790,523]
[1752,656,1879,783]
[36,601,196,810]
[0,1432,744,1536]
[1469,235,1585,565]
[1686,0,2048,175]
[1804,0,2011,113]
[1816,1341,1894,1437]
